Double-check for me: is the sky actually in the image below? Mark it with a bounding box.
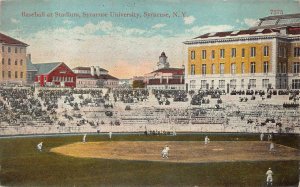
[0,0,299,78]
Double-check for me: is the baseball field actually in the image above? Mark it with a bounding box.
[0,133,299,186]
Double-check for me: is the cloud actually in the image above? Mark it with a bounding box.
[152,23,166,29]
[183,16,195,25]
[186,24,234,35]
[11,18,20,24]
[17,22,186,79]
[63,19,73,25]
[243,18,258,27]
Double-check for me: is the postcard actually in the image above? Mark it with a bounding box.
[0,0,299,186]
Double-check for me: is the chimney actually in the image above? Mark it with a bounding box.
[27,54,31,61]
[91,66,95,76]
[96,66,100,76]
[280,28,287,35]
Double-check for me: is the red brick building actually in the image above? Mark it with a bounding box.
[34,62,76,87]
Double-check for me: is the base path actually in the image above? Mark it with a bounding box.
[51,141,300,163]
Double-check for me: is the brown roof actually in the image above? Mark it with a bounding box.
[193,28,280,39]
[287,27,300,35]
[0,33,28,46]
[76,73,118,80]
[150,68,184,75]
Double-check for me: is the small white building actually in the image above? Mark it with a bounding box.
[73,66,119,88]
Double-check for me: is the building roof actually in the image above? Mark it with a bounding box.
[73,66,108,72]
[250,13,300,29]
[76,73,118,80]
[193,28,280,39]
[150,68,184,75]
[0,33,28,46]
[34,62,62,75]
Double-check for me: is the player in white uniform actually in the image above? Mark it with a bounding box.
[205,136,210,145]
[37,142,43,152]
[269,142,275,154]
[161,145,170,159]
[109,131,112,139]
[260,133,264,141]
[83,134,87,143]
[266,168,273,186]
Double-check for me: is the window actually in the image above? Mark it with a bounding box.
[8,58,11,65]
[250,47,256,57]
[220,63,225,74]
[15,71,18,78]
[15,60,18,65]
[1,58,4,65]
[231,63,236,74]
[279,47,286,57]
[242,48,245,57]
[262,79,269,88]
[201,80,207,89]
[249,79,256,88]
[220,49,225,58]
[15,47,17,53]
[231,48,236,58]
[294,47,300,57]
[250,62,256,73]
[230,79,236,89]
[211,80,214,89]
[263,61,269,73]
[190,80,196,89]
[191,51,195,60]
[292,79,300,89]
[241,79,244,89]
[1,46,4,52]
[263,46,269,56]
[191,64,195,75]
[282,63,286,74]
[20,60,23,66]
[219,80,225,88]
[202,50,206,59]
[293,62,300,73]
[211,50,215,59]
[20,72,23,79]
[8,71,11,78]
[241,62,245,74]
[202,64,206,75]
[211,64,216,74]
[8,47,11,53]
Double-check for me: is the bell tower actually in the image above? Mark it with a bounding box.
[157,52,170,70]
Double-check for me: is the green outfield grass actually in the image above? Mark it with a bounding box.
[0,133,299,187]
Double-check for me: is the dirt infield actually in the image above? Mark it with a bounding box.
[50,141,300,163]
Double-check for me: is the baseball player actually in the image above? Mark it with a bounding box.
[37,142,43,152]
[266,168,273,186]
[83,134,87,143]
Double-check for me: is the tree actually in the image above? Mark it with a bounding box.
[132,80,145,89]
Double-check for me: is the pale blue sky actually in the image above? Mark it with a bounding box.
[0,0,299,78]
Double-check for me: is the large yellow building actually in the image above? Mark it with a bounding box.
[0,33,28,85]
[184,13,300,91]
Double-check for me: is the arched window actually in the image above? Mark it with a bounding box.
[8,58,11,65]
[15,60,18,65]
